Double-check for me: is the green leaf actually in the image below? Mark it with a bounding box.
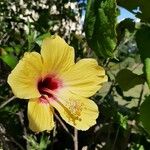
[5,45,21,55]
[0,48,18,69]
[118,112,128,129]
[116,69,145,91]
[5,47,14,53]
[116,18,135,44]
[24,134,50,150]
[136,25,150,62]
[39,133,51,150]
[136,25,150,88]
[14,44,21,55]
[27,22,36,51]
[138,0,150,23]
[140,96,150,134]
[84,0,117,58]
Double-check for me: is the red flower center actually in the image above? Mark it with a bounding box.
[38,75,62,103]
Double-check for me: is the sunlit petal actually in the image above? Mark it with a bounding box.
[41,35,75,74]
[8,52,42,99]
[61,59,107,97]
[28,99,55,132]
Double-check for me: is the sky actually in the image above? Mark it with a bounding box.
[118,7,140,22]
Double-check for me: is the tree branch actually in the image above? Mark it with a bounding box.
[0,96,16,109]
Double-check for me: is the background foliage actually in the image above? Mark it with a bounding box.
[1,0,150,149]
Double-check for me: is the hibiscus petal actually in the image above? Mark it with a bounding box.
[28,99,55,132]
[51,92,98,130]
[61,59,107,97]
[8,52,42,99]
[41,35,75,74]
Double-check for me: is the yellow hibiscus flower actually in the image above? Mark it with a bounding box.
[7,35,107,132]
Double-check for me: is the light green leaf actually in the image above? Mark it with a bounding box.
[145,58,150,89]
[0,48,18,69]
[39,133,51,150]
[140,96,150,135]
[0,54,18,69]
[118,112,128,129]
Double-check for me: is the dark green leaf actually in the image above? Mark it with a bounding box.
[136,25,150,88]
[116,69,145,91]
[117,0,139,12]
[117,0,150,23]
[138,0,150,23]
[116,19,135,44]
[136,25,150,62]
